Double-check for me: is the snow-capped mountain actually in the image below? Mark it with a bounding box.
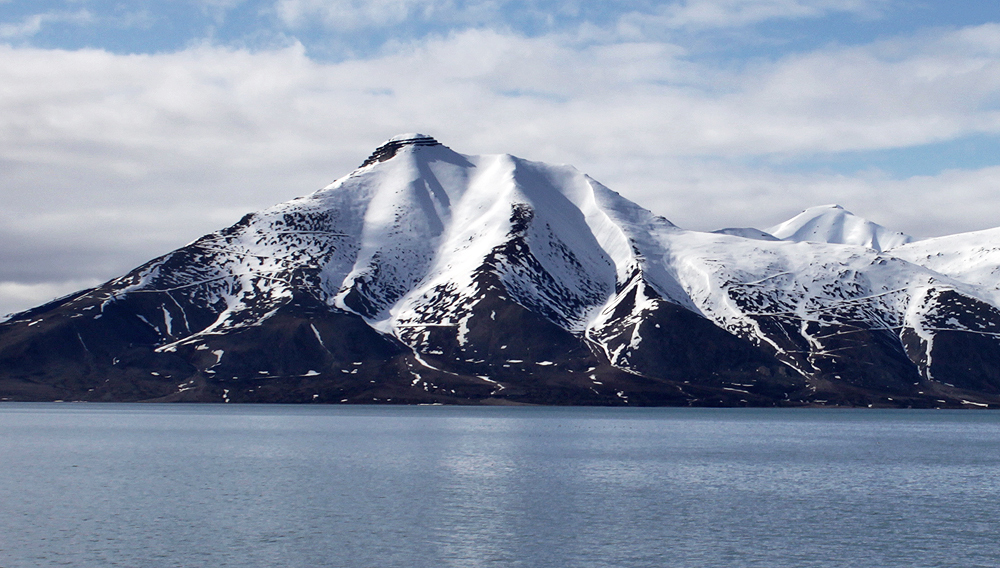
[2,135,999,408]
[767,204,914,251]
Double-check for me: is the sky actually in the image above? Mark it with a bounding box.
[1,0,1000,317]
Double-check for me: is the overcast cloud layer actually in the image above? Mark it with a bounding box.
[1,0,999,316]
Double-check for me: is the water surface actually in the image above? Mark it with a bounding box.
[1,404,998,567]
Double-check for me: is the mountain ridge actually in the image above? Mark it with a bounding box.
[2,135,1000,408]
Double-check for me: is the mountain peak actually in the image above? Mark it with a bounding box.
[360,134,442,167]
[767,204,912,251]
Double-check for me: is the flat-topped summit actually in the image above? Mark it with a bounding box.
[360,133,442,167]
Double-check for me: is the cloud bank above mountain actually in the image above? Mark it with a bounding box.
[0,0,998,315]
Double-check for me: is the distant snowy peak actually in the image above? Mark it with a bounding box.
[767,204,913,251]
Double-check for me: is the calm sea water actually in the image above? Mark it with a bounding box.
[0,404,998,568]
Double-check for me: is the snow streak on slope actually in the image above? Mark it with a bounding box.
[768,205,913,251]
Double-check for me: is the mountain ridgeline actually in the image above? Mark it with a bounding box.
[3,134,1000,407]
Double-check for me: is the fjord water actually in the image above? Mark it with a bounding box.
[1,405,998,568]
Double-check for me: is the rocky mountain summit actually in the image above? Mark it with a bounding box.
[3,135,1000,407]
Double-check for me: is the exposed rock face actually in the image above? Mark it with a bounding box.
[3,135,1000,408]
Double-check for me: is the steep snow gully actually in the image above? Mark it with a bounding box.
[4,134,1000,408]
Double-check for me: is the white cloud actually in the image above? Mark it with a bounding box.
[635,0,886,29]
[1,23,1000,313]
[195,0,251,24]
[274,0,472,30]
[199,0,251,8]
[0,9,94,40]
[272,0,887,32]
